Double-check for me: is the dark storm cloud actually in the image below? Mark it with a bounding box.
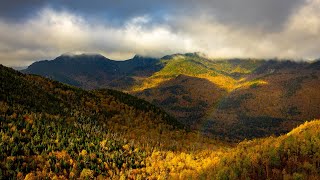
[0,0,304,29]
[0,0,46,21]
[0,0,170,25]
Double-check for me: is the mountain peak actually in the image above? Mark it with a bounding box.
[60,52,105,58]
[132,54,156,60]
[133,54,144,59]
[185,52,208,58]
[161,52,208,60]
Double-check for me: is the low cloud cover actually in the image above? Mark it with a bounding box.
[0,0,319,66]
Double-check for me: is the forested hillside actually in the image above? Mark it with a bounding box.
[23,53,320,140]
[0,65,222,179]
[1,65,320,179]
[0,66,320,179]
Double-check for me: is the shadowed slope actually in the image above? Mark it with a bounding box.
[134,74,227,126]
[23,54,162,90]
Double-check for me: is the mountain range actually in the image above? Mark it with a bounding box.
[23,53,320,140]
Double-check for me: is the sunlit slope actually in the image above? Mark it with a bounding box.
[131,54,263,92]
[136,120,320,179]
[194,120,320,179]
[131,54,265,127]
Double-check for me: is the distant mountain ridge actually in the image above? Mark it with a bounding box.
[23,53,320,140]
[23,53,162,89]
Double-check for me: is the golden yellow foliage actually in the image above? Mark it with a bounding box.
[80,169,94,179]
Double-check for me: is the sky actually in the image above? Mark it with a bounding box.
[0,0,319,66]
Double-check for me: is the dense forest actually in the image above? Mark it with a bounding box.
[1,65,320,179]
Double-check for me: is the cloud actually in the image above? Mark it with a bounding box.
[167,0,320,59]
[0,8,196,66]
[0,0,303,29]
[279,0,320,58]
[0,0,319,66]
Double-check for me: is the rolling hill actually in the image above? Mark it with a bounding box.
[23,53,320,140]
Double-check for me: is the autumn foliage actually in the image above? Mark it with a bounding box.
[0,65,320,179]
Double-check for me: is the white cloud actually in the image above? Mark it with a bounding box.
[0,8,198,66]
[165,0,320,59]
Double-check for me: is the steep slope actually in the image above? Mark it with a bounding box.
[1,64,179,126]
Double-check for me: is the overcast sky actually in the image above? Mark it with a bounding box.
[0,0,319,66]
